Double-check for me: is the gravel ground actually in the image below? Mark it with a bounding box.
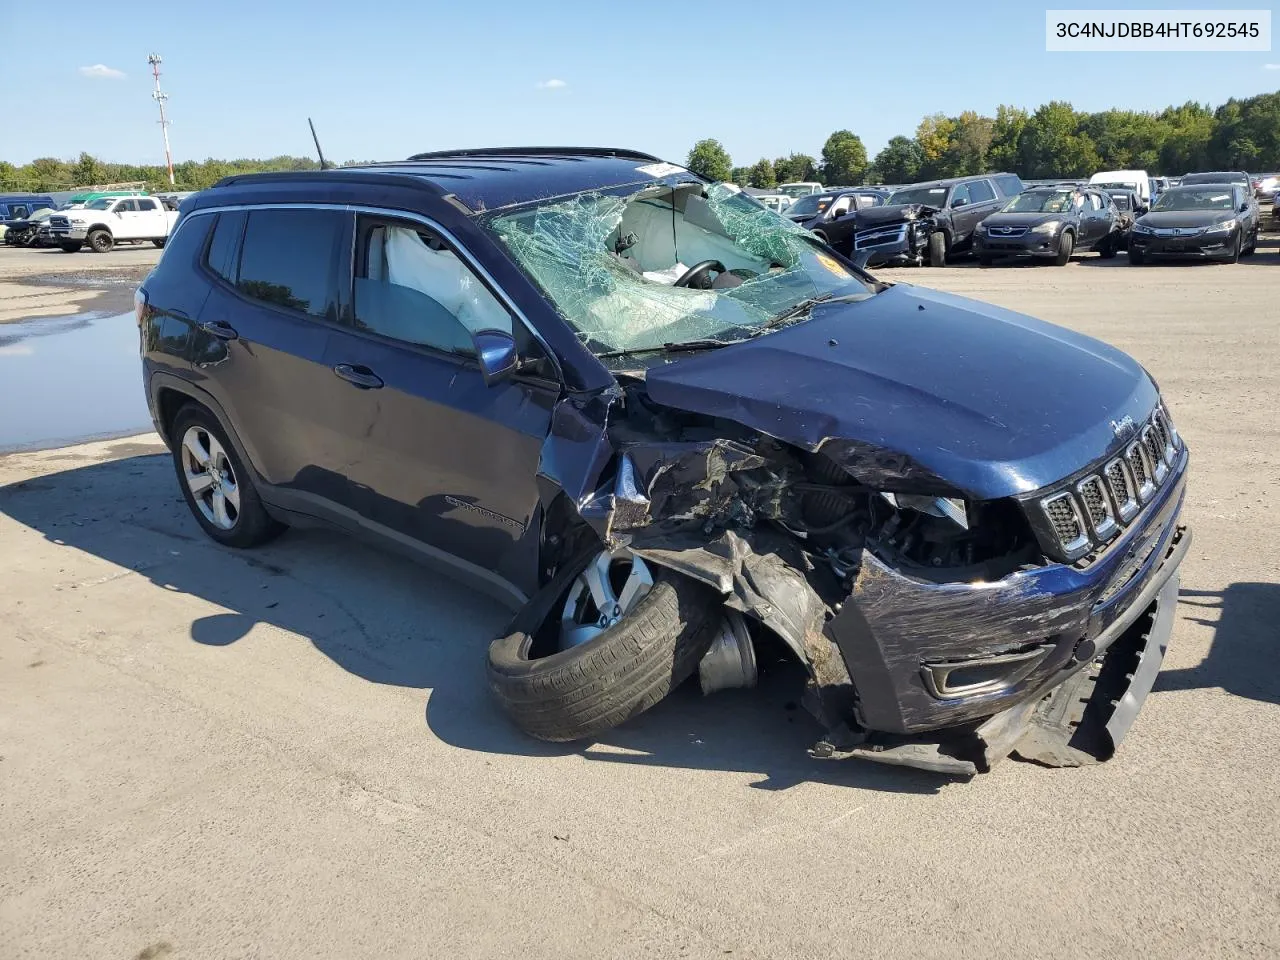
[1,245,1278,960]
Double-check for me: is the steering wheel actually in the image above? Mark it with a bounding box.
[674,260,726,289]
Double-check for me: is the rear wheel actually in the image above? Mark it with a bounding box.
[1053,230,1075,266]
[170,404,285,548]
[87,229,113,253]
[927,231,947,267]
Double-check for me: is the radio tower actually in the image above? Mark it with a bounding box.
[147,54,175,186]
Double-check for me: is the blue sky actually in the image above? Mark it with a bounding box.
[3,0,1278,167]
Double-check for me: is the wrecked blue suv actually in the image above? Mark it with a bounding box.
[137,147,1190,775]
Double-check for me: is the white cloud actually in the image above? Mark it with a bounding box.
[536,78,567,90]
[79,64,126,79]
[1264,63,1280,70]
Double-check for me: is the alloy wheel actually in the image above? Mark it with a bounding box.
[180,425,240,531]
[559,548,654,649]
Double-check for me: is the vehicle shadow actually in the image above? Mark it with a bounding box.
[1154,584,1280,706]
[0,449,941,795]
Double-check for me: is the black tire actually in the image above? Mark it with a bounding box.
[978,254,994,267]
[812,230,829,245]
[1242,228,1256,256]
[487,566,719,742]
[1053,230,1075,266]
[87,229,113,253]
[152,238,167,249]
[1227,230,1241,263]
[59,242,82,253]
[927,231,947,267]
[1128,248,1145,265]
[1097,235,1118,259]
[170,403,285,549]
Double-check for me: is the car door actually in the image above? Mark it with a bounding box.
[1079,192,1105,245]
[192,206,365,513]
[962,179,1000,238]
[947,183,976,240]
[106,199,138,238]
[320,213,558,593]
[133,197,164,237]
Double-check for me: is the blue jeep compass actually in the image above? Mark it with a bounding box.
[136,147,1190,775]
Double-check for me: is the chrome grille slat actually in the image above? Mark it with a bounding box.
[1039,405,1180,558]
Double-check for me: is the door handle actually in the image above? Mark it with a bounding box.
[333,363,383,389]
[200,320,239,341]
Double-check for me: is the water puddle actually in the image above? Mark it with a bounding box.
[0,311,153,453]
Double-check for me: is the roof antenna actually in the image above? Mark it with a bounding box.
[308,117,329,170]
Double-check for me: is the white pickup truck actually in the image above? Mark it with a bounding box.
[50,196,180,253]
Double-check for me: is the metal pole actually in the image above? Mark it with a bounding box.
[148,54,175,186]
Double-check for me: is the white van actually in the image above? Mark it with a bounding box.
[1088,169,1151,206]
[776,181,824,199]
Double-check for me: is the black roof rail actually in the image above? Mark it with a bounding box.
[405,146,663,162]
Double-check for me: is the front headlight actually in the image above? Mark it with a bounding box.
[1030,220,1060,235]
[1203,219,1236,234]
[1132,222,1154,234]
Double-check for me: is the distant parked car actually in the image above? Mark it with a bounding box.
[754,194,793,215]
[786,188,889,251]
[1178,171,1260,228]
[2,207,59,246]
[847,173,1024,266]
[1089,170,1151,207]
[1128,182,1258,264]
[1251,173,1278,202]
[974,185,1127,265]
[49,196,180,253]
[776,181,823,199]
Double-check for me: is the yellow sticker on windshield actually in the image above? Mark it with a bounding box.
[815,252,844,276]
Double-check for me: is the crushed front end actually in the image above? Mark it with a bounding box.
[566,383,1189,776]
[851,204,936,266]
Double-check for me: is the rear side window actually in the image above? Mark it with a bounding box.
[968,180,996,203]
[205,211,246,282]
[235,208,347,320]
[994,174,1023,197]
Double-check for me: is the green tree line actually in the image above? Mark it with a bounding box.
[688,90,1280,187]
[0,153,372,193]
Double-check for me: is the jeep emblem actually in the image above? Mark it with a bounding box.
[1111,415,1137,439]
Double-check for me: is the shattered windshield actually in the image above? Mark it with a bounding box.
[1002,190,1075,213]
[887,186,948,207]
[486,181,872,356]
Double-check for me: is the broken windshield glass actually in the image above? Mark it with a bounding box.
[486,182,870,356]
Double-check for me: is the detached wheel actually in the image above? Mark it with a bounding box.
[927,231,947,266]
[487,550,719,742]
[171,404,285,548]
[1053,230,1075,266]
[59,242,82,253]
[87,229,113,253]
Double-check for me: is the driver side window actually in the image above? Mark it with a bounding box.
[352,218,513,356]
[950,184,971,206]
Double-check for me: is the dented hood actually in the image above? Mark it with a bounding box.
[850,203,935,228]
[642,284,1158,499]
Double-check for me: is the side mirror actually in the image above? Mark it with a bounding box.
[951,197,968,209]
[473,329,520,385]
[1240,202,1251,213]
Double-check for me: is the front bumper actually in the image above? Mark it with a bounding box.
[1130,231,1235,258]
[853,222,928,265]
[49,226,89,241]
[825,447,1189,742]
[974,230,1061,258]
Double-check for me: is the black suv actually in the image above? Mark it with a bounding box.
[137,147,1189,775]
[784,188,890,251]
[974,184,1128,265]
[849,173,1024,266]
